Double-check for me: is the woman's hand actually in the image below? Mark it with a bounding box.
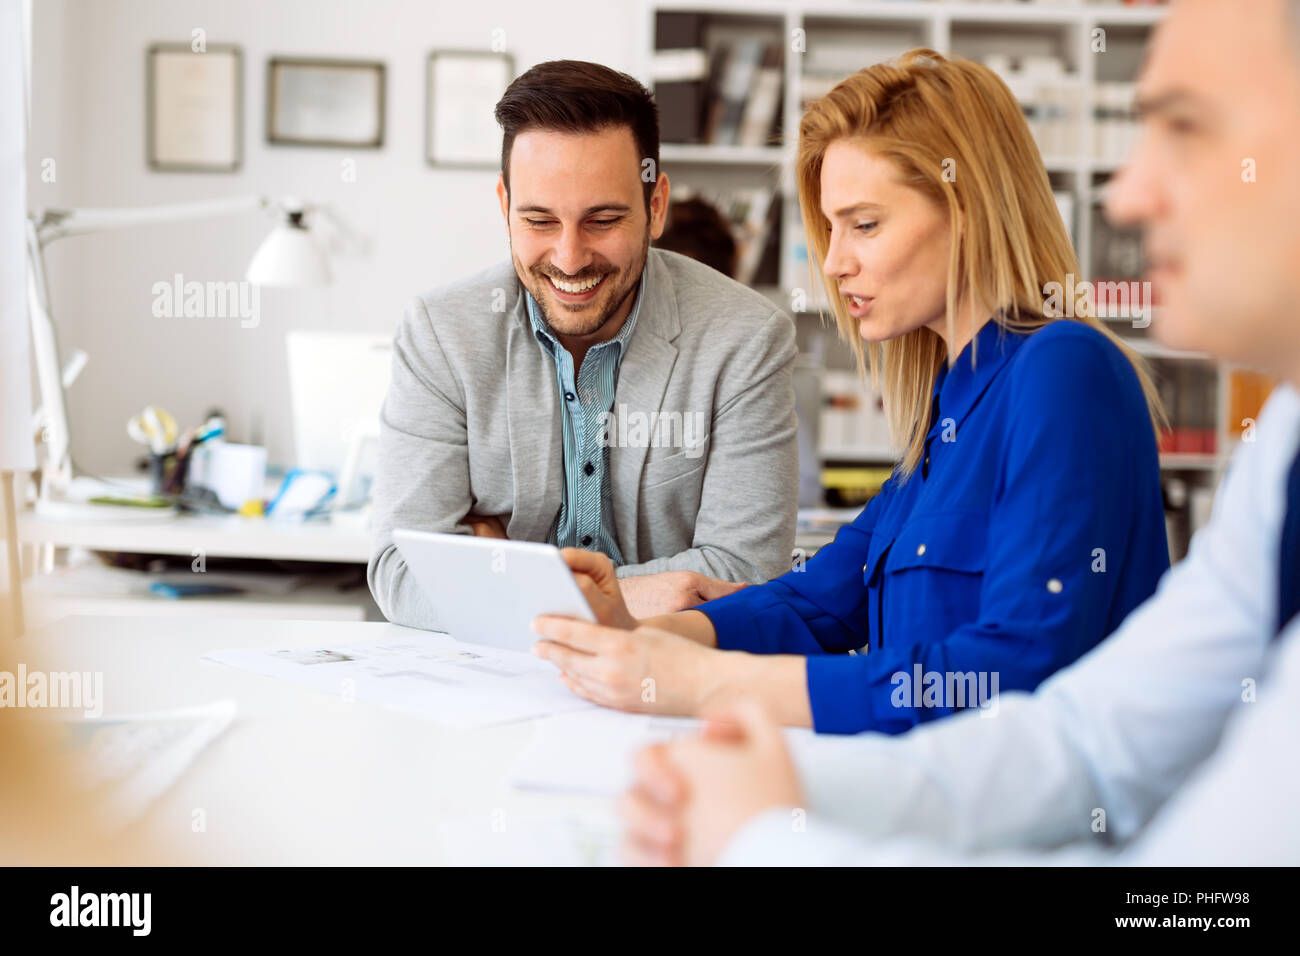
[619,700,805,867]
[531,616,722,715]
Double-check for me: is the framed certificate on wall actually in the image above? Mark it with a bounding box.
[266,57,386,148]
[425,50,513,168]
[146,43,242,172]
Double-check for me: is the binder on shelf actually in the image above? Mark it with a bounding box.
[708,38,764,146]
[1155,359,1218,455]
[737,43,782,148]
[653,11,707,144]
[732,187,779,286]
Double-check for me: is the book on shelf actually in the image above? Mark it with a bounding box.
[706,38,765,146]
[1152,358,1218,456]
[654,15,784,149]
[736,43,782,147]
[731,186,778,285]
[653,11,708,145]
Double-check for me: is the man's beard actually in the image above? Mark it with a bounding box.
[522,232,649,340]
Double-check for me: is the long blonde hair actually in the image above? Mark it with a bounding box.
[797,48,1165,477]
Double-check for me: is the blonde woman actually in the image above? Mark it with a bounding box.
[532,49,1170,734]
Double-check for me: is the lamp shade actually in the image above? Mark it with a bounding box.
[245,218,330,287]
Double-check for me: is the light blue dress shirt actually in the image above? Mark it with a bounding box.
[525,280,645,562]
[719,385,1300,865]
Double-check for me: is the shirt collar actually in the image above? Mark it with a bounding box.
[526,276,646,364]
[930,319,1031,432]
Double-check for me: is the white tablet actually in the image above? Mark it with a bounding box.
[392,529,596,650]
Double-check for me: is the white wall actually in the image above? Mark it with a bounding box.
[28,0,643,476]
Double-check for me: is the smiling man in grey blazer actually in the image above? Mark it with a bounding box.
[368,60,798,630]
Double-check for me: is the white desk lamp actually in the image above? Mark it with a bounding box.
[25,195,358,518]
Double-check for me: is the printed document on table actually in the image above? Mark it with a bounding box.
[205,636,593,729]
[62,700,238,827]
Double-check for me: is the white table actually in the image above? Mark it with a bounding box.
[17,509,372,565]
[19,506,848,568]
[17,507,379,625]
[27,614,609,865]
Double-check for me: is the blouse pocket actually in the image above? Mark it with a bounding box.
[879,510,989,638]
[885,510,989,576]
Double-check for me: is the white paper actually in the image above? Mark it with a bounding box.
[63,699,238,827]
[204,635,594,729]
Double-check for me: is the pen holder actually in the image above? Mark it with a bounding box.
[148,452,178,497]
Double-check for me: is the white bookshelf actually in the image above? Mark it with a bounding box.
[642,0,1168,293]
[642,1,1247,556]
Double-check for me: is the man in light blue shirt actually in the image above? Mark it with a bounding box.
[368,61,798,630]
[525,281,643,559]
[619,0,1300,866]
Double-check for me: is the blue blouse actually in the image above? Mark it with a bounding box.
[699,319,1170,734]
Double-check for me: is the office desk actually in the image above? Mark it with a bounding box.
[18,509,372,565]
[20,507,846,567]
[17,506,848,628]
[26,614,610,865]
[17,508,379,624]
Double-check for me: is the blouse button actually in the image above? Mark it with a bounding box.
[1047,578,1064,594]
[916,543,927,556]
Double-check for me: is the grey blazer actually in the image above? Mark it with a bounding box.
[367,248,798,630]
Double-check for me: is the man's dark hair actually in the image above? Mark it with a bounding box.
[494,60,660,211]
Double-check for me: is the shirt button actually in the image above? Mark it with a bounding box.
[564,391,576,402]
[581,535,593,546]
[916,543,927,557]
[1047,578,1064,594]
[583,461,594,476]
[862,563,868,574]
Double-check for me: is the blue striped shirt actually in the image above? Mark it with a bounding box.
[525,280,645,562]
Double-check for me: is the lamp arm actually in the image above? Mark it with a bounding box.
[26,217,70,492]
[33,195,273,247]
